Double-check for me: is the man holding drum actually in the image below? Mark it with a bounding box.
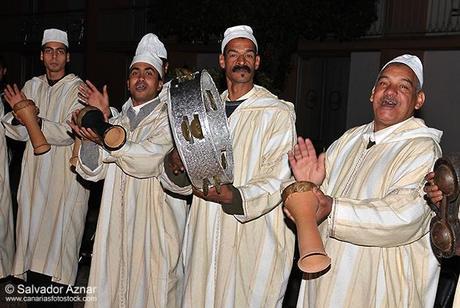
[289,54,442,307]
[0,85,14,281]
[1,28,90,295]
[162,25,297,307]
[70,34,186,308]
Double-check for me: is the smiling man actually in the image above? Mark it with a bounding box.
[1,28,90,299]
[288,54,443,307]
[70,34,185,308]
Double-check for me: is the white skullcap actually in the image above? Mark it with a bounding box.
[130,34,165,79]
[42,28,68,47]
[381,54,423,88]
[135,33,167,60]
[130,53,164,79]
[221,25,258,53]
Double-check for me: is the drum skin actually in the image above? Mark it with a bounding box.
[168,70,234,193]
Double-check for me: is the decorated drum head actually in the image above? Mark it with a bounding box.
[168,69,234,193]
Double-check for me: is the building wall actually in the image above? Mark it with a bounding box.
[423,50,460,153]
[346,52,380,129]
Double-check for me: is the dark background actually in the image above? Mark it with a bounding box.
[1,0,460,307]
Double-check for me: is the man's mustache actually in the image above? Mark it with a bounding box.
[232,65,251,73]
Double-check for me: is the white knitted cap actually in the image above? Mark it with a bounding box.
[381,54,423,88]
[42,28,69,47]
[135,33,167,60]
[221,25,258,53]
[130,34,164,79]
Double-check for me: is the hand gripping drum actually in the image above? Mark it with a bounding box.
[13,99,50,155]
[168,70,234,194]
[282,181,331,274]
[430,154,460,258]
[76,106,127,151]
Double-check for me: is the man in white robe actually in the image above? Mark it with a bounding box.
[288,54,442,307]
[162,25,296,307]
[0,58,14,279]
[71,34,186,308]
[144,33,190,239]
[0,101,14,279]
[2,28,90,287]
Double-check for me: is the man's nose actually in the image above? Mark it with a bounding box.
[237,54,245,65]
[384,84,397,95]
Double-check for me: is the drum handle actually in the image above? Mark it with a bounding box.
[440,196,448,222]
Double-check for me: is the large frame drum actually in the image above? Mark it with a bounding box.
[429,153,460,258]
[168,70,234,194]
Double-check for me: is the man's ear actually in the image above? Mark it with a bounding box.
[255,55,261,71]
[157,79,163,92]
[40,51,44,62]
[415,91,425,110]
[66,53,70,63]
[219,54,225,70]
[369,87,375,102]
[126,79,130,91]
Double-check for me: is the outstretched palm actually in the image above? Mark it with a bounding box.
[78,80,111,121]
[3,84,27,108]
[288,137,326,186]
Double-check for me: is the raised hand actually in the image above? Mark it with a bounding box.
[4,84,39,124]
[78,80,111,121]
[3,84,27,109]
[288,137,326,185]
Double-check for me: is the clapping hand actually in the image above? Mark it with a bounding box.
[78,80,110,121]
[288,137,326,186]
[4,84,39,124]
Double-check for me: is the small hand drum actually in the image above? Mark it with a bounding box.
[282,181,331,274]
[430,154,460,258]
[168,70,234,194]
[13,99,50,155]
[77,106,126,151]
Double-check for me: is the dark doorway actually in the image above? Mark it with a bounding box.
[295,56,350,150]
